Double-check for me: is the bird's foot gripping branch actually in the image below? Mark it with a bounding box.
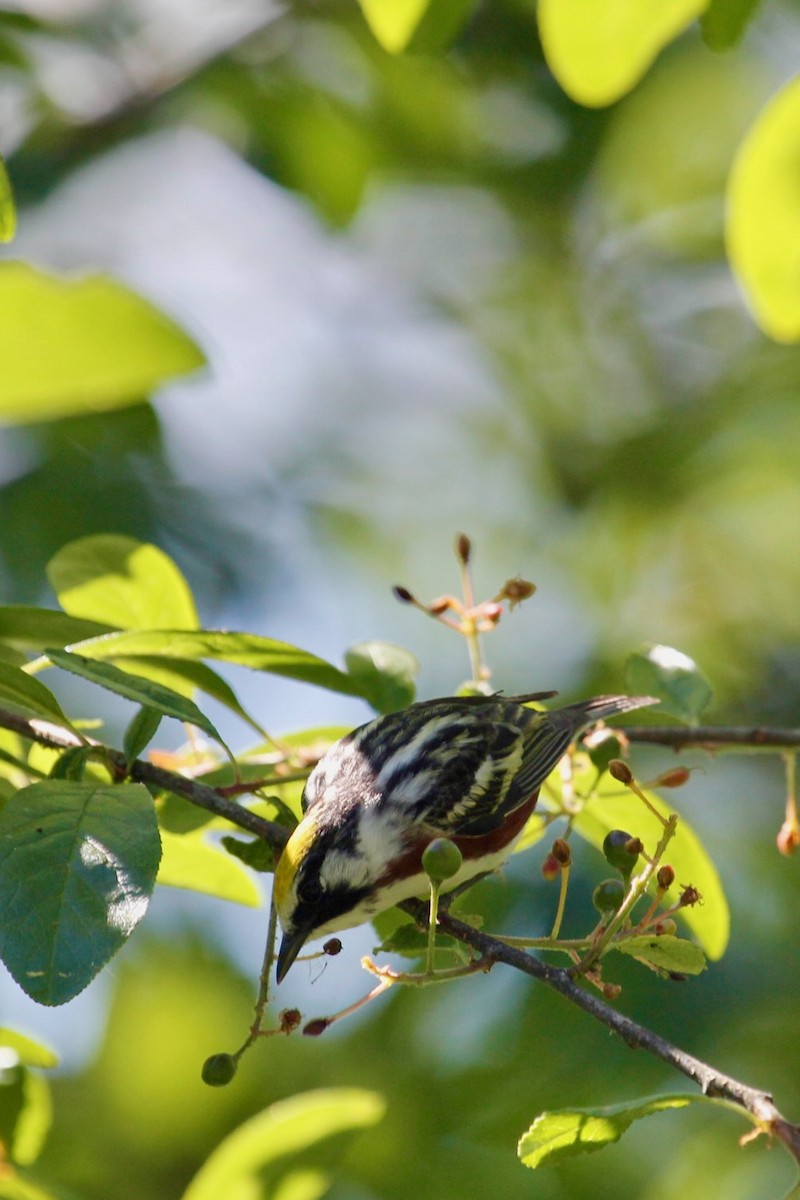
[0,533,798,1187]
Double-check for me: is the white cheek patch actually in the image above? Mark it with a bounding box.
[320,849,371,891]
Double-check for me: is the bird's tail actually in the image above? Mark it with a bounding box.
[548,694,658,733]
[510,694,657,801]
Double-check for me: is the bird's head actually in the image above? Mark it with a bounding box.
[273,808,377,983]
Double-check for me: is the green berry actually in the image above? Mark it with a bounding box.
[422,838,463,883]
[593,878,626,914]
[603,829,639,876]
[201,1053,237,1087]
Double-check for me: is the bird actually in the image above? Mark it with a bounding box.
[273,691,656,982]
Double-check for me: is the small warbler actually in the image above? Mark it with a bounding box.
[274,692,655,981]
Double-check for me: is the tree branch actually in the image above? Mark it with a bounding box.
[3,705,799,1161]
[0,706,289,851]
[619,724,800,752]
[428,908,800,1162]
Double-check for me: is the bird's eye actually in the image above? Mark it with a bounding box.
[298,876,323,905]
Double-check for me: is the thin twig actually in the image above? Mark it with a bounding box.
[0,706,288,851]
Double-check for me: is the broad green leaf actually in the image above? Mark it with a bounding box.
[727,75,800,342]
[220,833,278,874]
[0,605,115,650]
[0,155,15,243]
[701,0,763,50]
[0,780,161,1004]
[45,648,225,746]
[567,766,729,960]
[270,1170,329,1200]
[123,706,163,764]
[182,1089,385,1200]
[65,629,371,700]
[0,263,205,423]
[518,1093,703,1168]
[357,0,431,51]
[0,1031,58,1070]
[0,1065,52,1167]
[343,641,418,714]
[0,661,76,731]
[157,831,262,906]
[625,643,712,723]
[610,933,707,975]
[47,536,198,630]
[112,656,266,737]
[538,0,704,107]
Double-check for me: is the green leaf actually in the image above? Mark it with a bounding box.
[0,156,16,243]
[123,706,163,764]
[568,767,729,960]
[625,643,712,723]
[0,606,115,650]
[701,0,762,50]
[727,76,800,343]
[45,648,225,746]
[220,834,278,874]
[0,1065,52,1167]
[157,831,261,906]
[357,0,431,51]
[0,661,76,731]
[373,922,469,964]
[537,0,704,107]
[518,1093,703,1168]
[112,656,266,738]
[47,535,198,630]
[0,1030,58,1070]
[181,1089,386,1200]
[0,263,205,424]
[0,780,161,1004]
[610,934,707,975]
[65,629,372,701]
[343,641,418,714]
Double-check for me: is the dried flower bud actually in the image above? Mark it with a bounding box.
[477,602,503,629]
[323,938,342,957]
[655,767,691,789]
[498,577,536,609]
[668,972,688,983]
[656,864,675,891]
[455,533,472,564]
[602,982,622,1001]
[279,1008,302,1034]
[551,838,571,867]
[678,885,701,908]
[609,759,633,785]
[393,585,415,604]
[541,853,560,881]
[776,820,800,856]
[303,1017,331,1037]
[429,596,452,615]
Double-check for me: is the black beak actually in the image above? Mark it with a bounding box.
[276,926,311,984]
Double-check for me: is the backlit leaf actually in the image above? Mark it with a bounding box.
[47,536,198,630]
[0,263,204,423]
[538,0,704,107]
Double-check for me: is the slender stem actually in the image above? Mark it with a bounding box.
[0,706,288,851]
[550,863,570,940]
[426,881,441,976]
[576,814,677,975]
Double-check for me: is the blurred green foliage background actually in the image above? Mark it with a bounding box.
[1,1,799,1197]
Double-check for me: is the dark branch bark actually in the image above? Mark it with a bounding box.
[619,724,800,752]
[0,707,289,850]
